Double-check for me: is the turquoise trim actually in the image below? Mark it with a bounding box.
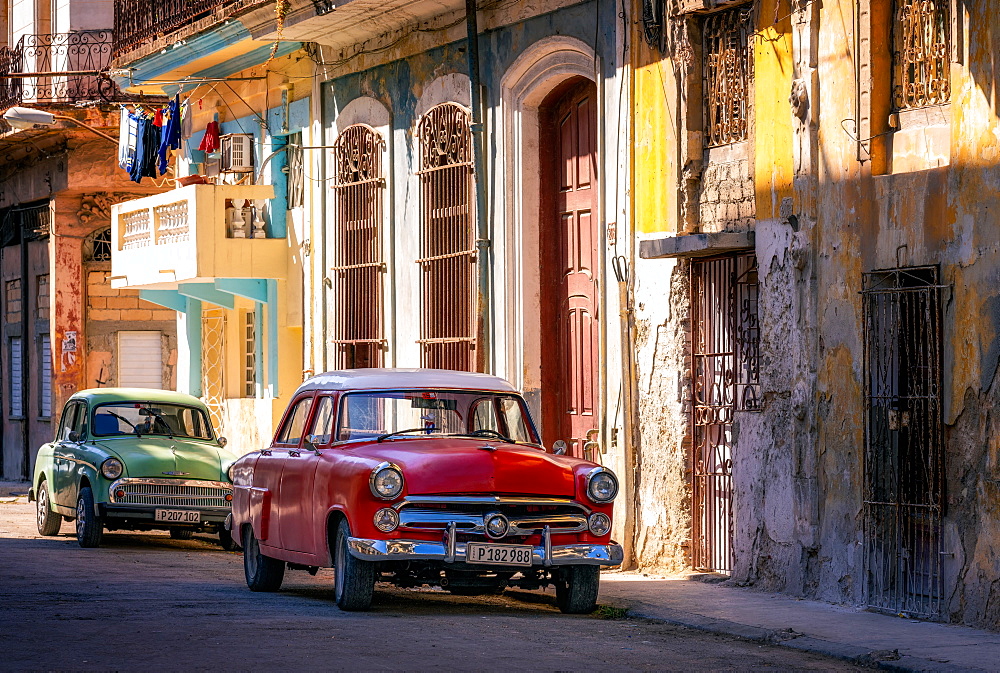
[138,289,187,312]
[255,302,264,398]
[267,280,278,398]
[192,42,301,80]
[216,278,268,303]
[267,97,310,136]
[178,282,236,309]
[186,297,203,397]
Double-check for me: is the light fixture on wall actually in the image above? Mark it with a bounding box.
[3,106,118,144]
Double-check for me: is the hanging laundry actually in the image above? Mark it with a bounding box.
[153,108,164,127]
[180,100,193,140]
[118,107,138,171]
[128,112,161,184]
[198,121,220,153]
[158,95,182,175]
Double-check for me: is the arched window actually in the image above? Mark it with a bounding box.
[331,124,386,368]
[416,102,475,371]
[83,226,112,262]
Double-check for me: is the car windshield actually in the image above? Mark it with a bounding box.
[91,402,214,440]
[336,390,539,445]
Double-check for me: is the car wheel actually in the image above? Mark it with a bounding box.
[333,519,376,611]
[169,528,194,540]
[75,486,103,548]
[218,527,241,551]
[242,526,284,592]
[555,565,600,614]
[36,480,62,536]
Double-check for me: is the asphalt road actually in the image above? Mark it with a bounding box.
[0,498,861,671]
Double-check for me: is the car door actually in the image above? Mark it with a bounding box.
[253,394,313,551]
[277,395,334,553]
[51,401,84,508]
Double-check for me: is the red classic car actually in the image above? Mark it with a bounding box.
[228,369,623,612]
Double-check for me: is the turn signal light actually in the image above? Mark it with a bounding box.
[225,493,233,502]
[114,489,125,499]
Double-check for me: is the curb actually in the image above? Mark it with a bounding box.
[615,603,981,672]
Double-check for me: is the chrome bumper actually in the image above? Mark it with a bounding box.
[347,525,623,567]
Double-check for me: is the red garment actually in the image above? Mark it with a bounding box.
[153,109,164,127]
[198,121,220,152]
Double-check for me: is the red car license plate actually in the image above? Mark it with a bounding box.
[466,543,533,566]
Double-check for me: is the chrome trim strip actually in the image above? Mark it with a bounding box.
[392,495,592,514]
[397,508,588,535]
[110,478,233,490]
[346,536,624,567]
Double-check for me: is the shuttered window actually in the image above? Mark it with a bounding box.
[39,334,51,417]
[118,331,163,389]
[10,337,23,417]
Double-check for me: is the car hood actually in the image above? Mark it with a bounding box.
[95,438,229,481]
[353,438,578,497]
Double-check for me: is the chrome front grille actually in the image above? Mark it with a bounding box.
[395,496,590,536]
[109,478,232,508]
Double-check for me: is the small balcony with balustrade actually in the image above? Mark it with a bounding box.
[110,183,283,291]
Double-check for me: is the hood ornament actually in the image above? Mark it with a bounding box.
[478,444,499,451]
[163,446,189,475]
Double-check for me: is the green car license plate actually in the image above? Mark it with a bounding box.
[466,543,533,566]
[155,509,200,523]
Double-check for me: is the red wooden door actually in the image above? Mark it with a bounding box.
[541,81,599,459]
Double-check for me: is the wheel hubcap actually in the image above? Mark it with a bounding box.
[76,498,85,536]
[37,488,47,528]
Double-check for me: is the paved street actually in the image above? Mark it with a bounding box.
[0,498,860,671]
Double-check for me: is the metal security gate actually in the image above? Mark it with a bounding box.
[331,123,386,368]
[416,103,476,371]
[690,253,760,574]
[862,266,945,618]
[201,308,226,435]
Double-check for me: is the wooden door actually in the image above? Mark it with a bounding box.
[541,80,599,459]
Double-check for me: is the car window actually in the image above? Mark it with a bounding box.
[56,402,78,441]
[470,399,500,433]
[91,402,212,439]
[308,396,335,445]
[276,396,313,445]
[499,398,533,443]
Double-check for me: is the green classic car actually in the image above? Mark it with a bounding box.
[30,388,239,549]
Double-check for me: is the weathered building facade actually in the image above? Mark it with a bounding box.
[629,0,1000,628]
[0,0,175,479]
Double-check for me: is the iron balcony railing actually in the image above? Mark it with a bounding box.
[0,31,134,110]
[113,0,332,58]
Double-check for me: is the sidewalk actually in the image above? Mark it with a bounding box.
[0,480,29,500]
[599,572,999,672]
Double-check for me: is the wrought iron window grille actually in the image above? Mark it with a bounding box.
[416,103,477,372]
[331,124,386,369]
[891,0,951,112]
[84,227,113,263]
[703,4,755,147]
[861,265,946,619]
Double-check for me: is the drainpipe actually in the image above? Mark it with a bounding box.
[19,219,30,480]
[466,0,492,374]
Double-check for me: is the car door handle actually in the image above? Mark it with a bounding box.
[288,450,301,458]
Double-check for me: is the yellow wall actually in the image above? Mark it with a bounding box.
[753,0,794,220]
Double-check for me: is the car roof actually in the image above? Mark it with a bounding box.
[296,369,519,394]
[68,388,208,407]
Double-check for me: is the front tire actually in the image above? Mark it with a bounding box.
[243,526,284,592]
[36,480,62,536]
[75,486,103,548]
[218,526,240,551]
[333,519,376,611]
[555,565,600,614]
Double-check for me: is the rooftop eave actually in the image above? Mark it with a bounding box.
[639,231,756,259]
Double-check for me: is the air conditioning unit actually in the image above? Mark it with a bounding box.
[221,133,254,173]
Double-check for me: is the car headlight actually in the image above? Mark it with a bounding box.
[586,467,618,503]
[370,463,404,500]
[101,457,124,480]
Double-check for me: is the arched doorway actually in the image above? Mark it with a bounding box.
[539,78,599,459]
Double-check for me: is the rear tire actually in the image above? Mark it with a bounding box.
[169,528,194,540]
[36,480,62,536]
[333,519,376,611]
[555,565,599,614]
[243,526,284,592]
[218,527,240,551]
[75,486,103,548]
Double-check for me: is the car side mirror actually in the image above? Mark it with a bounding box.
[552,440,567,455]
[304,435,322,452]
[68,431,82,443]
[218,436,228,448]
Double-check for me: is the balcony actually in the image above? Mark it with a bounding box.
[110,183,284,292]
[0,31,137,110]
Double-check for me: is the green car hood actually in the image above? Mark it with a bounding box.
[95,438,230,481]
